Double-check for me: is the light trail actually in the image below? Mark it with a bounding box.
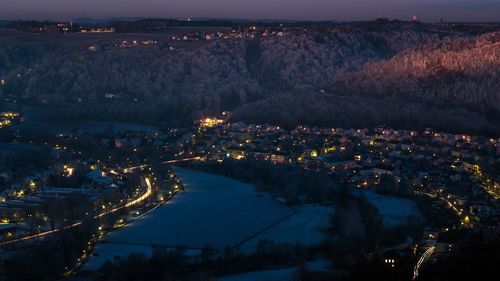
[0,177,153,247]
[413,246,435,280]
[125,156,203,172]
[1,156,201,246]
[419,192,468,225]
[0,221,83,246]
[162,156,203,164]
[63,177,155,276]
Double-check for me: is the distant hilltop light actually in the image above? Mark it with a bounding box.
[412,15,420,22]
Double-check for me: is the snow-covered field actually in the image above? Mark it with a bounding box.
[238,205,331,253]
[12,104,157,133]
[15,120,157,134]
[84,168,295,269]
[357,190,422,227]
[218,267,296,281]
[0,142,40,151]
[217,260,331,281]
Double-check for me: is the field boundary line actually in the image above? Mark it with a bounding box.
[231,207,298,249]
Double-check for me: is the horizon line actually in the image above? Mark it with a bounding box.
[2,16,500,25]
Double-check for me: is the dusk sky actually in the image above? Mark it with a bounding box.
[0,0,499,22]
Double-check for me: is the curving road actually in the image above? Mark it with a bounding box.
[413,246,435,280]
[0,177,153,247]
[0,156,203,247]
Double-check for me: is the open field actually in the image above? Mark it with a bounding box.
[0,28,217,47]
[357,190,422,227]
[217,260,331,281]
[84,170,430,270]
[7,104,158,133]
[218,267,297,281]
[84,168,295,269]
[237,205,332,253]
[15,119,158,134]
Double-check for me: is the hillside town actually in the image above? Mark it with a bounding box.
[2,113,497,241]
[0,112,185,247]
[0,111,20,128]
[0,107,497,280]
[1,0,499,277]
[192,118,499,231]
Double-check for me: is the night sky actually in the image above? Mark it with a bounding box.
[0,0,499,22]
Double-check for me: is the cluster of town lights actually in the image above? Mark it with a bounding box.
[200,117,224,128]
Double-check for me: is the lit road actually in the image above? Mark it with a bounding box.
[163,156,203,164]
[64,177,159,276]
[125,156,203,172]
[0,177,153,247]
[418,191,471,227]
[467,162,500,200]
[0,156,202,247]
[413,246,435,280]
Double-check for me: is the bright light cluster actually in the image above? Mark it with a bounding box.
[199,117,224,128]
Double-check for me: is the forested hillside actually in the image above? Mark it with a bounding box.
[331,32,500,119]
[0,21,498,134]
[235,31,500,134]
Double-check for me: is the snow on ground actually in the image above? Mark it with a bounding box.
[356,190,422,227]
[84,243,202,269]
[61,121,157,133]
[217,260,331,281]
[0,142,40,150]
[84,168,294,270]
[238,205,332,253]
[217,267,295,281]
[12,104,157,133]
[86,243,154,267]
[15,120,157,134]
